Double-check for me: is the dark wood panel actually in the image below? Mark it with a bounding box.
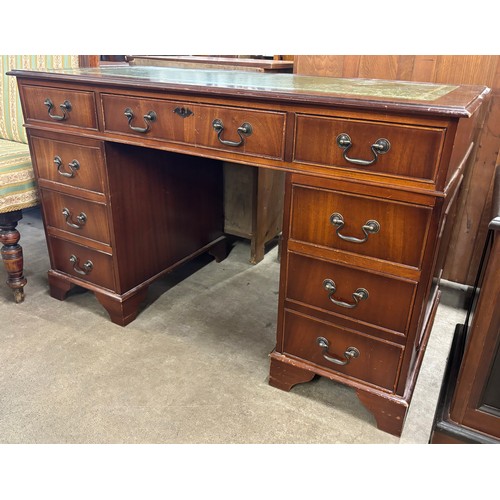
[431,166,500,443]
[482,342,500,410]
[104,144,224,293]
[450,231,500,437]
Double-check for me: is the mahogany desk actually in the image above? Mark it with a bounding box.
[9,66,489,436]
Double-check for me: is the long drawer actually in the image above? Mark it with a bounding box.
[29,134,106,194]
[48,237,115,290]
[289,182,432,269]
[40,189,110,244]
[101,93,286,160]
[21,84,98,130]
[282,309,403,392]
[286,252,417,335]
[293,114,445,182]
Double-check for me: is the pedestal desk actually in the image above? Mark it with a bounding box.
[9,66,489,436]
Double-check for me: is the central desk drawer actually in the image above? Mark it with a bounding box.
[283,310,403,392]
[101,94,286,160]
[40,189,110,244]
[29,134,106,194]
[21,84,98,130]
[289,183,432,268]
[49,237,115,290]
[294,114,445,182]
[286,252,416,335]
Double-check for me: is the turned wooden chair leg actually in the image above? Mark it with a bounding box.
[0,210,27,303]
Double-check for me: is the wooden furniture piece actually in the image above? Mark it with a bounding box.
[0,55,90,302]
[126,56,294,73]
[223,162,284,263]
[430,166,500,444]
[294,55,500,287]
[127,56,290,263]
[10,65,489,436]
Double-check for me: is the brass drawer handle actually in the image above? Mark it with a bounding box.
[124,108,157,133]
[44,98,72,121]
[212,119,252,147]
[317,337,360,366]
[69,254,93,275]
[54,156,80,178]
[336,133,390,166]
[323,278,369,309]
[62,208,87,229]
[330,212,380,243]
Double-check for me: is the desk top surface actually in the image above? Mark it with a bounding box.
[9,65,490,117]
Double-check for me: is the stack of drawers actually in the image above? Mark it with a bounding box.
[277,174,430,389]
[23,84,116,292]
[270,107,478,436]
[23,83,225,326]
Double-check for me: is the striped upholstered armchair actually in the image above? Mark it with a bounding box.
[0,56,88,302]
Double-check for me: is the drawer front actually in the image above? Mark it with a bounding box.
[283,310,403,391]
[195,104,286,160]
[49,237,115,290]
[290,184,431,268]
[102,94,286,160]
[21,85,98,130]
[40,189,110,244]
[286,252,416,335]
[101,94,196,143]
[294,114,445,181]
[30,135,106,193]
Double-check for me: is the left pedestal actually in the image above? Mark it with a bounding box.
[28,131,226,326]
